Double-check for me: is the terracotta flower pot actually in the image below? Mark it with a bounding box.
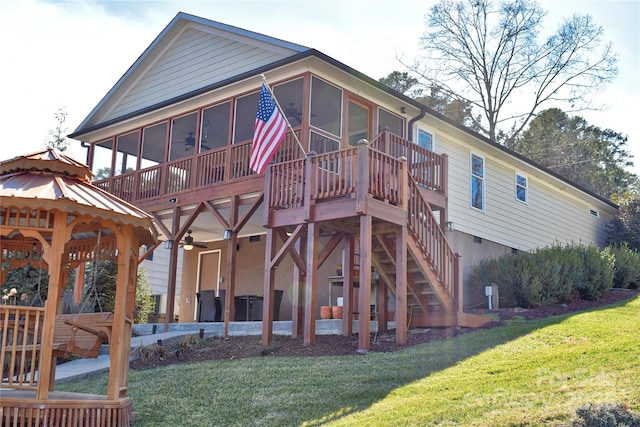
[320,305,332,319]
[331,306,343,319]
[386,310,395,321]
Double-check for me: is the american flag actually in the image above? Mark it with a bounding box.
[249,84,287,174]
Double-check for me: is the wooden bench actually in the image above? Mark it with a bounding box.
[53,312,114,359]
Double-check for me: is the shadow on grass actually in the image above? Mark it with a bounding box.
[60,294,639,426]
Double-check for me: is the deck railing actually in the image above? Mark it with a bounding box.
[370,128,446,193]
[93,130,303,204]
[1,305,46,390]
[267,143,405,209]
[406,176,456,297]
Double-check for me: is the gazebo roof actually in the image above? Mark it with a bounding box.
[0,149,157,245]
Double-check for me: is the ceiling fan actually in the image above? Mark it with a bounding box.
[173,132,211,151]
[180,230,207,250]
[285,103,303,125]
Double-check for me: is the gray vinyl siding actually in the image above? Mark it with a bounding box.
[141,247,183,296]
[107,27,293,121]
[435,131,614,251]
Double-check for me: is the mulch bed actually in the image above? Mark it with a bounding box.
[130,288,638,370]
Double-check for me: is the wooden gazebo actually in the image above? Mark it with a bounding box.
[0,150,156,426]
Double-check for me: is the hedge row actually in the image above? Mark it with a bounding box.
[467,244,640,308]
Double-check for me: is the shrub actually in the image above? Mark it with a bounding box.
[610,244,640,289]
[569,403,640,426]
[575,246,614,300]
[135,268,155,323]
[467,243,616,308]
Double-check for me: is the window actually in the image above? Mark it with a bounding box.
[378,108,404,137]
[417,128,434,151]
[201,102,230,151]
[589,208,599,218]
[515,173,528,203]
[233,90,260,144]
[92,139,114,180]
[274,78,304,127]
[347,101,369,145]
[169,112,198,160]
[141,122,167,168]
[471,153,485,211]
[310,76,342,137]
[115,131,140,175]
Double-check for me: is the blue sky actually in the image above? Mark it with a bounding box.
[1,0,638,176]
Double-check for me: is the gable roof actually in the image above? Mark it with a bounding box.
[72,12,310,134]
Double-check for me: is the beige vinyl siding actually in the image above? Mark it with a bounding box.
[106,27,293,121]
[435,130,613,251]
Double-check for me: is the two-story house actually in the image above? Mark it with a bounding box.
[68,12,618,350]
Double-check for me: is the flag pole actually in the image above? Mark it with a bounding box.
[261,74,307,157]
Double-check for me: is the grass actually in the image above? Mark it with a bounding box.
[57,295,640,426]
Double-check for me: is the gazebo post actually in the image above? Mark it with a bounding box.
[108,225,137,400]
[36,211,69,400]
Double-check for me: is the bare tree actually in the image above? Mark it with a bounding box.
[409,0,618,146]
[45,107,69,151]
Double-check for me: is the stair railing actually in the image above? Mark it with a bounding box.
[406,175,457,299]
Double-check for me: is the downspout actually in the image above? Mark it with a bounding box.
[81,141,91,166]
[407,107,426,142]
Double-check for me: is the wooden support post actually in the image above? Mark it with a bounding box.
[292,235,304,338]
[262,228,276,345]
[377,274,387,331]
[37,212,68,400]
[454,252,463,313]
[357,215,372,351]
[108,227,135,400]
[164,206,180,332]
[396,223,408,344]
[303,222,318,345]
[342,235,354,336]
[355,141,370,214]
[223,196,239,338]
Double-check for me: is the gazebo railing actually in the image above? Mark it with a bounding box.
[1,305,46,390]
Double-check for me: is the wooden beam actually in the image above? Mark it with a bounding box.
[273,226,306,272]
[395,224,407,344]
[291,233,305,338]
[342,235,354,336]
[150,212,172,239]
[357,215,372,351]
[176,202,205,242]
[262,228,277,345]
[234,193,264,232]
[317,231,346,269]
[223,196,239,338]
[164,207,180,332]
[303,222,318,345]
[204,202,230,230]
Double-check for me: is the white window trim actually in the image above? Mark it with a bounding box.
[416,127,435,151]
[470,152,485,212]
[589,208,600,218]
[515,172,528,204]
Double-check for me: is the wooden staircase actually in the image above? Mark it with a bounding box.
[368,176,490,328]
[263,130,490,348]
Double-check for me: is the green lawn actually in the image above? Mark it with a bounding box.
[58,295,640,426]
